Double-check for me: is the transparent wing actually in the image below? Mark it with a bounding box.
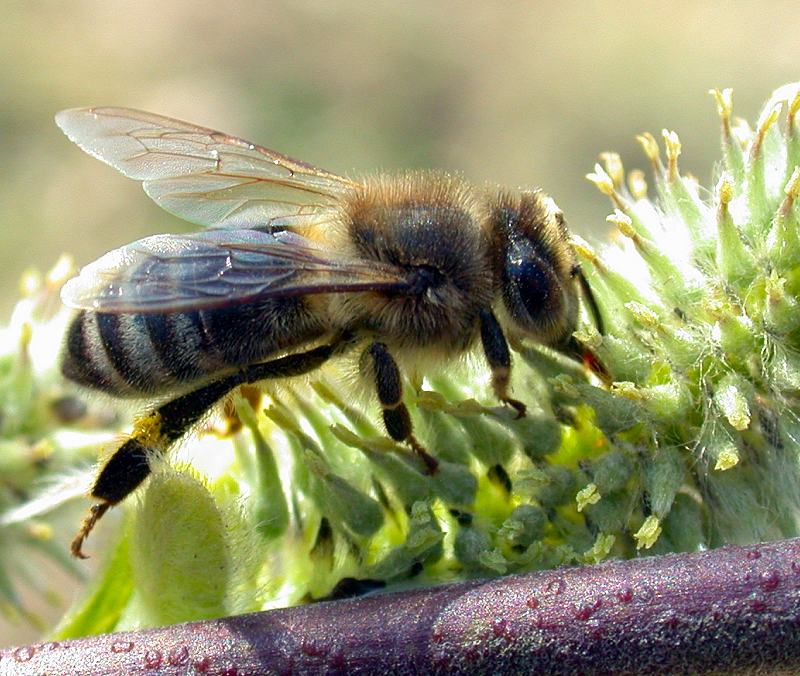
[55,107,357,229]
[61,229,411,313]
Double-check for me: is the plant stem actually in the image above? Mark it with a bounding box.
[6,536,800,674]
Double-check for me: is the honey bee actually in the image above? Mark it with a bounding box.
[56,107,603,558]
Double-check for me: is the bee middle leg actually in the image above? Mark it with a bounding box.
[365,342,438,474]
[72,337,347,558]
[478,309,526,418]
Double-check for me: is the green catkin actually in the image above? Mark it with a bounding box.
[6,84,800,639]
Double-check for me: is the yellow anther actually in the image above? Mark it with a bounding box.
[586,163,615,196]
[789,90,800,134]
[599,152,624,188]
[716,174,734,205]
[662,129,681,182]
[784,166,800,200]
[752,103,781,159]
[625,301,660,329]
[610,381,644,401]
[778,167,800,218]
[627,169,648,199]
[709,88,733,139]
[634,515,662,549]
[606,210,635,238]
[636,132,660,164]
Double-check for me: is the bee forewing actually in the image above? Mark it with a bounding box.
[61,229,410,314]
[55,107,357,229]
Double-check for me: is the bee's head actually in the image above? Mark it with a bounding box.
[489,190,579,345]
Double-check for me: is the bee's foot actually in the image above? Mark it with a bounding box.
[502,398,527,419]
[71,502,111,559]
[409,436,439,475]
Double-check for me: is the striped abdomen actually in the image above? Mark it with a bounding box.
[61,297,326,398]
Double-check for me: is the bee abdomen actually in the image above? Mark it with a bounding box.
[62,311,120,393]
[62,311,189,397]
[61,298,327,398]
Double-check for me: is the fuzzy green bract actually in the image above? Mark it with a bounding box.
[3,84,800,639]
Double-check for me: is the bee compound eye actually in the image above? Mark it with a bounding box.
[504,254,561,332]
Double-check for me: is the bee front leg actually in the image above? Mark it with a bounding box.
[365,342,438,474]
[479,309,526,418]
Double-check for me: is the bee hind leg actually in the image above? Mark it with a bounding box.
[71,337,347,558]
[365,342,438,474]
[479,309,526,418]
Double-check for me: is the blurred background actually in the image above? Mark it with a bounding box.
[5,0,800,312]
[2,0,799,647]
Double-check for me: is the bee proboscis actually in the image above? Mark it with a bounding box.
[55,107,603,557]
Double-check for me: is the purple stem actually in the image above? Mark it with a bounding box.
[5,537,800,674]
